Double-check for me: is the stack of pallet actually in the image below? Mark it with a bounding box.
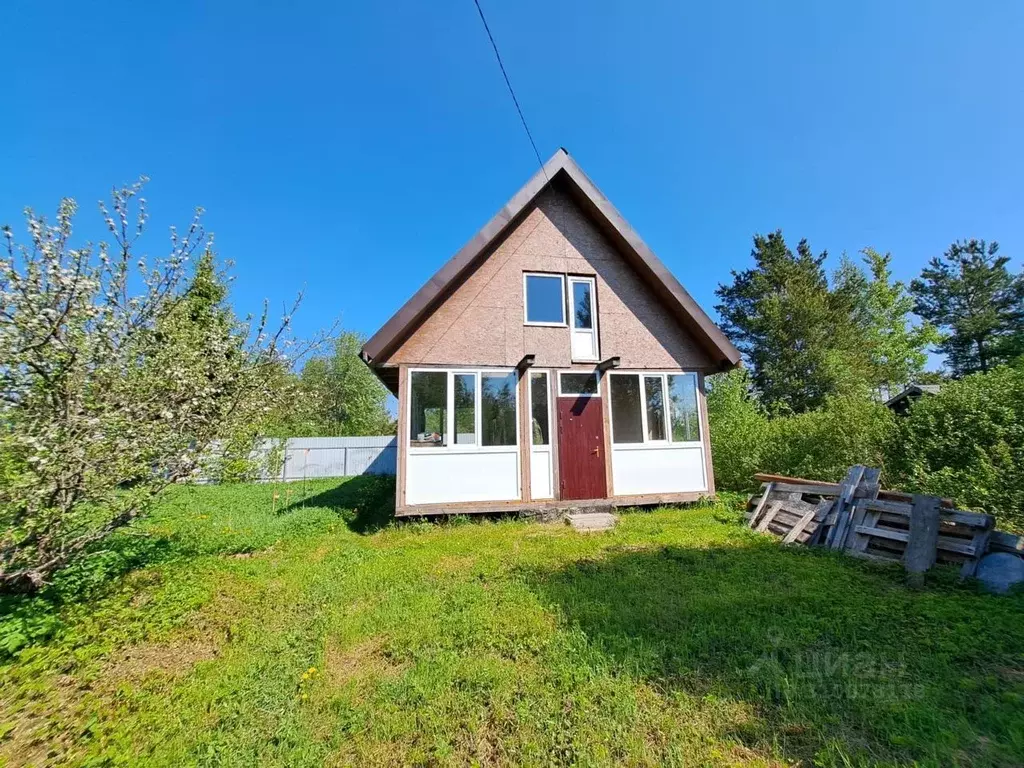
[745,464,1018,579]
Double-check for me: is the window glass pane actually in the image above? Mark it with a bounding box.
[530,372,549,446]
[668,374,700,442]
[571,280,593,329]
[644,375,666,441]
[525,275,565,324]
[454,373,476,445]
[410,372,447,447]
[481,372,517,446]
[610,374,643,444]
[560,372,599,396]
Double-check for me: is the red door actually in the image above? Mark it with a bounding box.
[557,396,608,500]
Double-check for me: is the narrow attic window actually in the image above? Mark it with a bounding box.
[524,274,566,325]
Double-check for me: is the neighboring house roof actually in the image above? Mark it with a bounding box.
[360,148,741,386]
[884,383,943,409]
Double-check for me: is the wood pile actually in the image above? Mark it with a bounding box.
[746,465,1022,580]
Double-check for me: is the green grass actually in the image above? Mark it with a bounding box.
[1,477,1023,767]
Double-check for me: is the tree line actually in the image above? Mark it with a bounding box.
[715,231,1024,413]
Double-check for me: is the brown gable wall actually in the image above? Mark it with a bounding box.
[385,188,714,371]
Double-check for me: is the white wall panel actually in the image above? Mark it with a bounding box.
[611,445,706,496]
[530,448,553,499]
[407,450,520,505]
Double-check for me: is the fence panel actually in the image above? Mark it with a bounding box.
[277,436,396,481]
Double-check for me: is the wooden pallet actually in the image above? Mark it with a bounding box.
[746,466,1000,579]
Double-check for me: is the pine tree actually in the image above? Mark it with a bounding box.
[715,231,871,414]
[910,240,1024,376]
[858,248,940,397]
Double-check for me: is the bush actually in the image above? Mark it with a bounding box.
[0,185,307,593]
[706,370,769,491]
[707,370,896,492]
[888,364,1024,532]
[760,394,896,484]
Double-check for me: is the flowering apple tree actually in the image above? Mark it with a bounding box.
[0,181,306,592]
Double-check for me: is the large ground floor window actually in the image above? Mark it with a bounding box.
[609,372,701,446]
[408,368,518,450]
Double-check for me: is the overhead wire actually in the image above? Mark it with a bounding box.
[471,0,548,179]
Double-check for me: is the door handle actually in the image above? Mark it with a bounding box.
[591,447,600,457]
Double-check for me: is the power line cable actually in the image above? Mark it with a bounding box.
[472,0,547,178]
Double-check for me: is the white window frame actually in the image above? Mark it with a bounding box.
[557,370,601,398]
[528,370,555,499]
[523,272,567,327]
[568,275,600,362]
[528,370,553,447]
[407,368,520,455]
[608,371,703,449]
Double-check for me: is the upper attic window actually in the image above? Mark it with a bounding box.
[524,273,566,325]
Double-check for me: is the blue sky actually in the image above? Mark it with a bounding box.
[2,1,1022,359]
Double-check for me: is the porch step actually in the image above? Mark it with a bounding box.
[566,512,618,532]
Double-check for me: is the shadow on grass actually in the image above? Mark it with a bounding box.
[281,474,396,534]
[0,531,179,655]
[526,542,1024,765]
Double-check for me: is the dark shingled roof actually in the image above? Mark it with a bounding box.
[361,148,741,391]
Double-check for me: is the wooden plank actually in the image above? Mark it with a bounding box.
[990,530,1024,554]
[518,369,532,503]
[756,501,783,533]
[836,465,868,547]
[754,472,838,487]
[753,472,956,506]
[861,467,882,499]
[878,489,955,508]
[864,498,913,516]
[747,483,774,528]
[841,468,880,551]
[771,481,843,497]
[754,473,955,507]
[396,364,409,510]
[862,499,994,528]
[961,528,991,579]
[783,499,828,544]
[599,371,615,498]
[775,498,819,517]
[697,373,715,496]
[854,525,977,556]
[827,465,866,550]
[845,501,869,552]
[905,495,942,585]
[770,507,812,527]
[806,499,834,546]
[852,505,882,553]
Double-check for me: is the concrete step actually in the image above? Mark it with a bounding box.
[566,512,618,532]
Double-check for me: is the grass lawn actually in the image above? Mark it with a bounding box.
[1,478,1023,767]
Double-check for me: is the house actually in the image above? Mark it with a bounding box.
[360,149,741,516]
[884,383,942,416]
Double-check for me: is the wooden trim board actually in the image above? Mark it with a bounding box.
[396,490,713,518]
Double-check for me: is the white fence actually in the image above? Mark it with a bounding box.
[258,436,396,481]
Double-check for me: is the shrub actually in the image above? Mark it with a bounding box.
[706,370,769,491]
[888,364,1024,532]
[708,370,896,492]
[0,184,311,592]
[760,394,896,484]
